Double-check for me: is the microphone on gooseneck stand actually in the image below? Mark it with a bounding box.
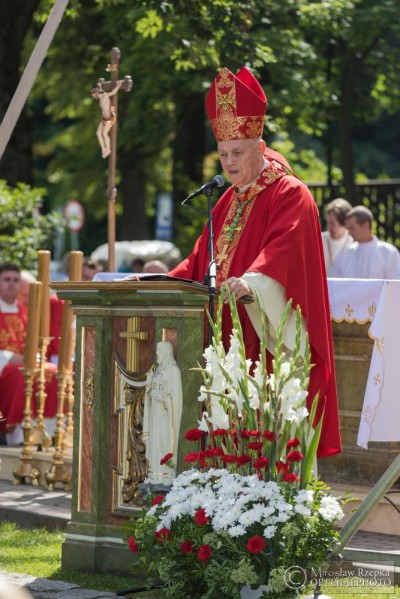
[181,175,225,206]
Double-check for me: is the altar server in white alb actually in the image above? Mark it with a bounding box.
[329,205,400,279]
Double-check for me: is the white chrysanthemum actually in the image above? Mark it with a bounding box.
[239,505,265,527]
[319,496,344,522]
[293,504,311,517]
[263,524,277,538]
[227,524,247,537]
[295,489,314,504]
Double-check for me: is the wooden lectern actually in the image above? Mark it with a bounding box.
[52,279,208,574]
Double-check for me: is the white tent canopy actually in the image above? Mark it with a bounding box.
[91,240,181,272]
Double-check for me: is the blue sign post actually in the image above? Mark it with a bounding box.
[155,193,173,241]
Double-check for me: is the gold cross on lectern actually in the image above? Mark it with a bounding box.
[119,317,148,372]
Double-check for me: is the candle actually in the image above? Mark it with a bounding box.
[58,251,83,374]
[69,251,83,282]
[37,250,51,338]
[58,300,73,375]
[24,282,43,369]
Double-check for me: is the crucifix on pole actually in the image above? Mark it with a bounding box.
[91,47,132,272]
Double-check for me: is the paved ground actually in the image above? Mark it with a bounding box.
[0,479,399,597]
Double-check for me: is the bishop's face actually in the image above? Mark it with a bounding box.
[218,138,265,189]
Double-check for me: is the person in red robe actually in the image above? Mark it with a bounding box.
[170,67,341,458]
[0,263,58,445]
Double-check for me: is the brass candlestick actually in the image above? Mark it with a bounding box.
[13,367,40,486]
[62,371,74,451]
[45,371,71,491]
[31,336,53,450]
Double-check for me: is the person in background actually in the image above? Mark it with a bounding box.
[17,270,37,307]
[322,198,353,272]
[143,260,169,274]
[82,258,103,281]
[169,66,340,458]
[131,258,145,273]
[329,205,400,279]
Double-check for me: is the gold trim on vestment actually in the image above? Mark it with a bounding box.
[215,160,288,285]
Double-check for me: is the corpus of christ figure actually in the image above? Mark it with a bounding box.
[91,48,132,159]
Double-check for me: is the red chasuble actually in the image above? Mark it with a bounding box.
[0,303,58,432]
[170,161,341,458]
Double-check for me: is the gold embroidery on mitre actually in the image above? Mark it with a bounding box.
[217,88,236,114]
[245,117,264,138]
[211,115,247,141]
[216,68,235,90]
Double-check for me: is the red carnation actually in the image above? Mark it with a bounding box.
[184,452,200,463]
[160,453,173,465]
[180,540,194,554]
[247,441,263,451]
[236,454,252,466]
[198,544,212,562]
[207,447,224,457]
[127,536,138,553]
[211,428,228,437]
[151,494,164,506]
[286,438,301,449]
[220,454,236,464]
[283,472,300,483]
[195,508,209,526]
[241,430,260,438]
[184,428,204,441]
[253,457,269,469]
[286,450,304,463]
[276,460,289,474]
[154,527,172,541]
[261,431,275,441]
[246,536,266,554]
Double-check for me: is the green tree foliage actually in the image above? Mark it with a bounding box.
[2,0,398,256]
[0,179,64,270]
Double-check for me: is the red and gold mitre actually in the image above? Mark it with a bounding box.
[205,67,267,142]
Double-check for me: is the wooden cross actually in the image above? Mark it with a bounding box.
[92,47,132,272]
[119,317,149,373]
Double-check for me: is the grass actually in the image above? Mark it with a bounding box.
[0,521,160,597]
[0,521,398,598]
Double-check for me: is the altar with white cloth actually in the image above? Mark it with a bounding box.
[318,278,400,486]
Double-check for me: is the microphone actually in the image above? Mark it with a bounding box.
[183,175,225,204]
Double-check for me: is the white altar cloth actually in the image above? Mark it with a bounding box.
[328,278,400,449]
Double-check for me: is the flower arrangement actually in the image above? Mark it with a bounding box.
[127,289,344,599]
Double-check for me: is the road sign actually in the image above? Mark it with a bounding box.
[64,199,85,233]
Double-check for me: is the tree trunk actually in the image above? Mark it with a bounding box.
[0,0,40,185]
[172,90,206,224]
[118,157,148,241]
[338,60,356,202]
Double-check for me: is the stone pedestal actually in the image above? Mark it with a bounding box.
[52,280,207,574]
[319,321,400,487]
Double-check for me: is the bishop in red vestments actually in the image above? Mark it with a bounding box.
[170,67,341,458]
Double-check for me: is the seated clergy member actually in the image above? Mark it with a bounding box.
[329,205,400,279]
[170,66,341,458]
[0,263,58,445]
